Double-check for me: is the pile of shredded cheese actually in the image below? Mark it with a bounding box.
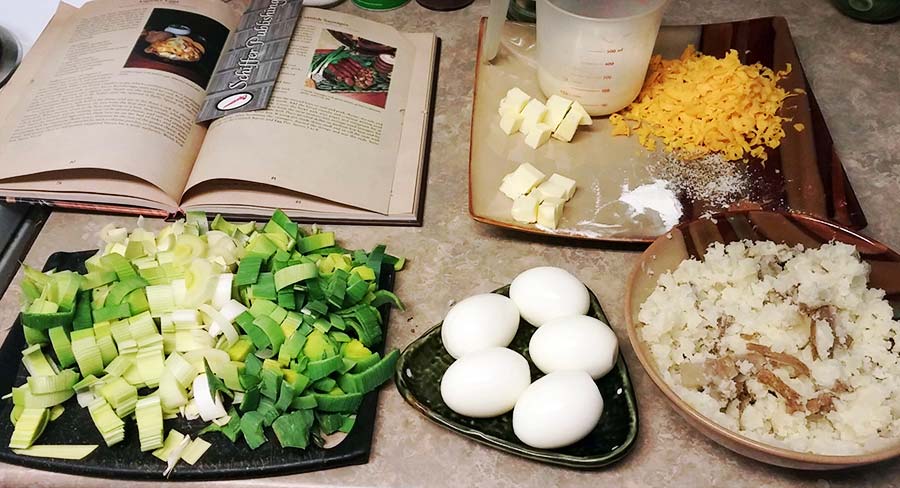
[610,45,801,162]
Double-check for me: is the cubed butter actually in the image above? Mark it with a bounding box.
[499,175,521,199]
[499,163,546,199]
[500,87,531,112]
[499,113,524,135]
[511,193,540,224]
[524,123,553,149]
[570,101,593,126]
[532,180,567,202]
[537,198,565,229]
[519,99,547,134]
[545,95,573,131]
[551,108,582,142]
[547,173,577,200]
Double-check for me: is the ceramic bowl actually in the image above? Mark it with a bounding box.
[625,210,900,470]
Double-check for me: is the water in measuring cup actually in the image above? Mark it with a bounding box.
[536,0,666,115]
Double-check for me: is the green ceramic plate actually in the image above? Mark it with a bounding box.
[394,285,639,468]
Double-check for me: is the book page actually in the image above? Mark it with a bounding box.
[0,0,240,202]
[179,32,436,221]
[185,8,414,214]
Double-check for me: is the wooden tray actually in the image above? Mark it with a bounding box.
[468,17,867,243]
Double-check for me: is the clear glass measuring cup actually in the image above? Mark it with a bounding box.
[484,0,668,116]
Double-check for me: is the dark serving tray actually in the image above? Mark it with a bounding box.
[395,284,638,469]
[0,250,395,480]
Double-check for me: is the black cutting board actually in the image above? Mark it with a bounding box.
[0,250,395,480]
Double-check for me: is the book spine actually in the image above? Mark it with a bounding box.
[3,197,172,219]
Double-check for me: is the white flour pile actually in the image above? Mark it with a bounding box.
[618,180,683,230]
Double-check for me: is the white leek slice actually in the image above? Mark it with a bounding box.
[212,415,231,427]
[76,390,98,408]
[164,352,196,388]
[158,371,188,410]
[181,400,200,421]
[135,396,164,452]
[174,331,215,352]
[180,437,211,465]
[191,374,226,422]
[13,444,98,460]
[100,224,127,244]
[171,309,200,325]
[211,274,233,309]
[146,285,176,316]
[219,299,247,322]
[198,304,238,345]
[164,435,191,477]
[152,430,184,461]
[136,348,165,388]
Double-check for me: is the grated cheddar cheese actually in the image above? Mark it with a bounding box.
[610,45,799,162]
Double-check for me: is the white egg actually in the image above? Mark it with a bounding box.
[441,293,520,359]
[528,315,619,379]
[509,267,590,327]
[440,347,531,418]
[512,370,603,449]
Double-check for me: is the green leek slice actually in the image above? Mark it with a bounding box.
[337,350,399,394]
[22,345,57,376]
[12,444,98,460]
[48,327,75,368]
[314,392,363,413]
[273,263,318,291]
[27,369,79,394]
[239,411,267,449]
[271,411,311,449]
[297,232,335,254]
[9,408,49,449]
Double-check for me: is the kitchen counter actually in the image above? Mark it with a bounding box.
[2,0,899,486]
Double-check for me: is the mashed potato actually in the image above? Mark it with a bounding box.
[638,240,900,455]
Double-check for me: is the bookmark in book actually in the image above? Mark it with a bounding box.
[196,0,303,122]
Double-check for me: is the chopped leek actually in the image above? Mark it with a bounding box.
[12,210,405,460]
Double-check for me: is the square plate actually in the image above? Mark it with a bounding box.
[394,284,638,469]
[468,17,867,243]
[0,250,396,480]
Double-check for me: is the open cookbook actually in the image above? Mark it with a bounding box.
[0,0,437,224]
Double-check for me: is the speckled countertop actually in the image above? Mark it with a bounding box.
[1,0,899,486]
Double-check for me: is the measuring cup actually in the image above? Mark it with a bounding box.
[484,0,668,115]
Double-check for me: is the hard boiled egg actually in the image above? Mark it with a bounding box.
[441,293,520,359]
[509,267,589,326]
[528,315,618,379]
[440,347,531,418]
[512,371,603,449]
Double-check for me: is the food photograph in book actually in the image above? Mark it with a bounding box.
[124,8,229,89]
[306,29,396,109]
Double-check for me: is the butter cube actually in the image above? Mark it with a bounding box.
[547,173,577,200]
[499,87,531,113]
[499,113,524,135]
[551,108,582,142]
[499,175,521,199]
[511,193,540,224]
[545,95,573,131]
[570,101,593,126]
[537,198,565,229]
[519,99,547,134]
[524,123,553,149]
[499,163,546,199]
[532,180,567,202]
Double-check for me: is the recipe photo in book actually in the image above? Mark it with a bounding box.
[0,0,436,223]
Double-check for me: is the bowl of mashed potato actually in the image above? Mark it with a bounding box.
[626,210,900,469]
